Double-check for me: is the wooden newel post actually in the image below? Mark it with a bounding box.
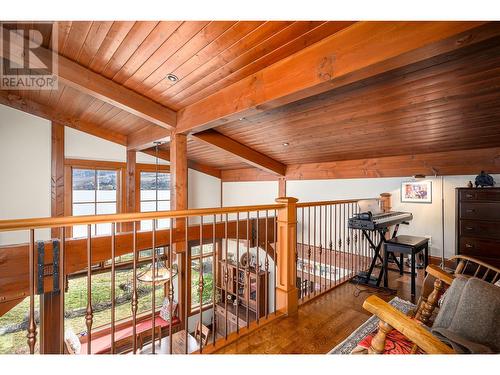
[379,193,392,213]
[380,193,392,240]
[275,197,299,315]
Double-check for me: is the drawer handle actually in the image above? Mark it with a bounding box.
[466,209,475,213]
[465,194,474,198]
[465,243,474,249]
[465,227,474,231]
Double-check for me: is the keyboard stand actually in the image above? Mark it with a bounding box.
[350,224,401,291]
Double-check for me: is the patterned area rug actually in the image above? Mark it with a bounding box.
[328,297,416,354]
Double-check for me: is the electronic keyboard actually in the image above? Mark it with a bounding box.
[348,211,413,231]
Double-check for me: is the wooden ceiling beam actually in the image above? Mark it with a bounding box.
[177,22,498,134]
[192,129,286,176]
[141,147,222,179]
[0,91,127,145]
[220,147,500,182]
[0,29,177,129]
[127,126,171,151]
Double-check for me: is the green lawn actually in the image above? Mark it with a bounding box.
[0,265,164,354]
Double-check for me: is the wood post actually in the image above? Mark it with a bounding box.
[278,177,286,198]
[170,133,188,318]
[51,122,65,238]
[379,192,392,213]
[275,197,299,315]
[123,150,137,232]
[41,122,65,353]
[380,192,392,240]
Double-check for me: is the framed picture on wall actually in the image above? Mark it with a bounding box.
[401,181,432,203]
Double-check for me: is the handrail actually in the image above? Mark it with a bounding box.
[296,197,377,208]
[0,203,284,232]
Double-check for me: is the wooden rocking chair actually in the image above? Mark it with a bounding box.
[362,256,500,354]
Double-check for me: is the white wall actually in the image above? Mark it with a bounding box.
[65,127,167,165]
[0,105,51,245]
[188,169,221,209]
[222,181,278,206]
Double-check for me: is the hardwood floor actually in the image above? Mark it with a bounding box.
[215,267,424,354]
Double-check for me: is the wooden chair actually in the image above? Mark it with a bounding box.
[194,321,210,346]
[361,256,500,354]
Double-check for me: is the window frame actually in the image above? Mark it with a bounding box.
[136,163,170,231]
[65,159,126,238]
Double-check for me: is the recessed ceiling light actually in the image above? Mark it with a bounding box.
[166,73,178,82]
[282,142,289,147]
[238,117,244,121]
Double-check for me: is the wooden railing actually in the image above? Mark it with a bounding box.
[0,202,289,354]
[295,197,384,303]
[0,195,390,354]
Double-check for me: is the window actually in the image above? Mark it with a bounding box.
[64,265,164,336]
[140,171,170,230]
[72,168,118,238]
[190,243,215,312]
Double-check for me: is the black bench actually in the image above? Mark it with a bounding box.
[383,235,429,297]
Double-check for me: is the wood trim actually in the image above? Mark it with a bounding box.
[278,177,286,197]
[187,160,221,179]
[64,158,126,170]
[192,130,286,176]
[0,29,176,129]
[51,123,65,236]
[221,168,278,182]
[170,133,188,318]
[221,147,500,182]
[141,146,222,179]
[127,126,171,151]
[0,218,273,303]
[177,22,492,134]
[44,122,65,353]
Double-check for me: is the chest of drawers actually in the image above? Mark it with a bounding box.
[456,188,500,268]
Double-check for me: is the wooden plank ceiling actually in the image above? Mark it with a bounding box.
[1,21,500,177]
[196,36,500,165]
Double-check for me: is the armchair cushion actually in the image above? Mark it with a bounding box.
[431,276,500,353]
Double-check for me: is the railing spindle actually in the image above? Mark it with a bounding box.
[199,216,204,352]
[301,207,304,300]
[318,205,322,292]
[308,207,311,297]
[246,212,250,327]
[256,211,260,323]
[273,209,277,314]
[184,218,189,354]
[329,205,333,289]
[236,212,240,333]
[59,227,65,354]
[224,213,228,339]
[111,222,116,354]
[169,218,174,354]
[212,214,216,346]
[264,210,269,319]
[334,204,337,286]
[313,206,316,296]
[85,224,93,354]
[132,222,138,354]
[151,219,156,354]
[27,228,36,354]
